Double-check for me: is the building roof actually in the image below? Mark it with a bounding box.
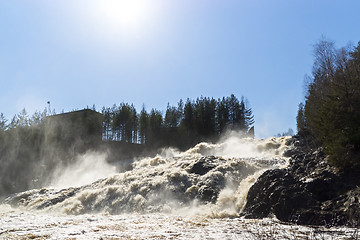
[48,109,102,118]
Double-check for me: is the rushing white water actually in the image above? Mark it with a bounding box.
[0,135,358,239]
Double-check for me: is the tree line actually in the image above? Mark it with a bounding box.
[0,94,254,195]
[0,94,254,149]
[101,94,254,149]
[297,38,360,169]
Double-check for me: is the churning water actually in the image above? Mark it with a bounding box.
[0,135,358,239]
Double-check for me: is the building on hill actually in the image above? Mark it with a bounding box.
[45,109,103,148]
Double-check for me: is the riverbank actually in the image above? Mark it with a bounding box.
[243,135,360,227]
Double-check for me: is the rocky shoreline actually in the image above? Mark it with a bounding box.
[242,135,360,227]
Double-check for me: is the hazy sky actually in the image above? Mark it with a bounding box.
[1,0,360,138]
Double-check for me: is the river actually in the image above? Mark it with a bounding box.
[0,135,358,239]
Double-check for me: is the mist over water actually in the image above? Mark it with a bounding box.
[3,133,292,217]
[2,134,358,239]
[50,151,117,189]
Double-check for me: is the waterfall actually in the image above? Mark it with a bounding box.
[4,135,292,217]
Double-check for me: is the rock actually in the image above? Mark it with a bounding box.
[242,136,360,227]
[196,171,225,203]
[187,156,218,175]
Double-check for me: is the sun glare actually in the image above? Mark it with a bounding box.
[98,0,150,29]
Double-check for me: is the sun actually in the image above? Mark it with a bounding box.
[98,0,150,29]
[84,0,160,43]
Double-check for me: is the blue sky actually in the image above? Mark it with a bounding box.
[1,0,360,138]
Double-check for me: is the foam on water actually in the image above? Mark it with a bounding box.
[1,135,359,239]
[0,208,357,239]
[3,136,291,217]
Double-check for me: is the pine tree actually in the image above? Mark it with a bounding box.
[242,97,255,131]
[216,97,229,134]
[101,107,112,141]
[303,39,360,168]
[296,102,305,133]
[148,109,163,146]
[0,113,7,131]
[139,106,149,144]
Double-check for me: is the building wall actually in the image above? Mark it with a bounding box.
[45,109,103,148]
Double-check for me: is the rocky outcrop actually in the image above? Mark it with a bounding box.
[242,136,360,227]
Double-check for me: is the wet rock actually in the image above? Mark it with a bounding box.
[37,188,78,209]
[187,156,218,175]
[196,171,225,203]
[242,135,360,227]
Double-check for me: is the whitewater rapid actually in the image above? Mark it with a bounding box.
[3,136,290,216]
[1,135,358,239]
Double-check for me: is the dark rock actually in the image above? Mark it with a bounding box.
[242,136,360,227]
[37,188,78,209]
[197,171,225,203]
[187,156,217,175]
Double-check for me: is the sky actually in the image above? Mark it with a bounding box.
[1,0,360,138]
